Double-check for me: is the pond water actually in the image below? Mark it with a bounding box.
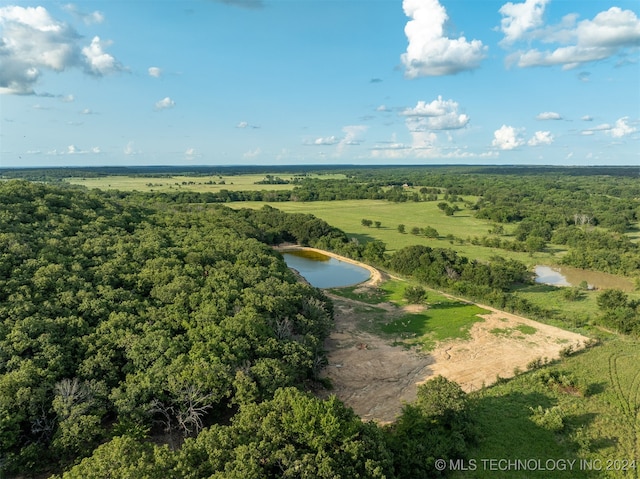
[534,265,634,291]
[282,250,371,288]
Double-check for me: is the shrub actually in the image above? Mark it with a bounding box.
[403,285,426,304]
[529,405,565,432]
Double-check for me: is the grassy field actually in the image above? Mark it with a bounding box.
[64,173,346,192]
[451,337,640,479]
[329,279,488,351]
[231,199,566,265]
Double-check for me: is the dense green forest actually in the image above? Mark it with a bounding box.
[7,165,634,276]
[0,181,475,478]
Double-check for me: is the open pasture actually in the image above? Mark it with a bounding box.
[64,173,346,192]
[232,199,567,264]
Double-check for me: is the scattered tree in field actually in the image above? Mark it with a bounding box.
[410,226,421,235]
[422,226,439,238]
[404,285,426,304]
[361,218,373,227]
[397,224,406,234]
[562,287,584,301]
[597,289,628,311]
[374,220,381,228]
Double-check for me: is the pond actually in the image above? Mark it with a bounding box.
[282,250,371,288]
[534,265,634,291]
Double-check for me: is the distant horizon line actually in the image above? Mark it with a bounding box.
[2,163,639,170]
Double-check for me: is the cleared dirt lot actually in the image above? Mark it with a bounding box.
[319,282,590,424]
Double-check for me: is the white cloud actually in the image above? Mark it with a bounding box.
[506,6,640,69]
[63,4,104,25]
[492,125,525,150]
[236,121,259,129]
[581,118,637,138]
[340,125,367,146]
[0,6,77,93]
[65,144,101,154]
[124,141,140,155]
[528,130,553,146]
[243,147,262,158]
[60,94,75,103]
[148,67,162,78]
[402,96,470,131]
[80,108,94,115]
[499,0,550,44]
[536,111,562,120]
[0,6,123,94]
[401,0,486,77]
[155,97,175,110]
[313,136,340,146]
[185,147,200,159]
[376,105,391,112]
[581,115,593,121]
[608,117,636,138]
[82,36,123,76]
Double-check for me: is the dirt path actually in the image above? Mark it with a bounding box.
[278,247,590,423]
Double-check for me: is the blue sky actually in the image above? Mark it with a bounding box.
[1,0,639,167]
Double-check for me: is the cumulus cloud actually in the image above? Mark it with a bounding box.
[0,6,123,94]
[236,121,259,129]
[581,117,637,138]
[608,117,636,138]
[581,115,593,121]
[492,125,525,150]
[401,0,486,77]
[312,136,340,146]
[504,6,640,69]
[155,97,175,110]
[528,130,554,146]
[536,111,562,120]
[340,125,367,146]
[307,126,368,152]
[82,36,123,76]
[185,147,201,159]
[499,0,550,44]
[124,141,139,155]
[148,67,162,78]
[63,4,104,25]
[243,147,262,158]
[60,144,101,155]
[402,96,470,130]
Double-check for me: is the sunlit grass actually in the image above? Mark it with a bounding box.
[64,173,346,192]
[230,199,567,265]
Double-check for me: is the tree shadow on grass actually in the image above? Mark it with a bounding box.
[467,391,601,478]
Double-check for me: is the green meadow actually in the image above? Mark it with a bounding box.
[64,173,346,192]
[452,338,640,479]
[330,280,488,351]
[232,198,566,264]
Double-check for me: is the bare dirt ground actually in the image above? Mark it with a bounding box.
[278,246,590,423]
[321,294,588,424]
[295,250,592,424]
